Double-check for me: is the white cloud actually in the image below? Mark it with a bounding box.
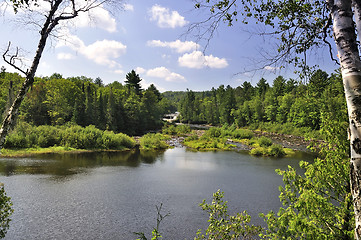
[72,6,117,33]
[83,40,126,67]
[264,66,280,71]
[147,40,200,53]
[141,79,166,92]
[135,67,146,74]
[124,4,134,11]
[146,67,186,82]
[57,53,75,60]
[178,51,228,69]
[149,5,188,28]
[57,30,126,68]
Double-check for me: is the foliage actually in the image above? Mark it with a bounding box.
[139,133,168,150]
[195,190,262,239]
[258,136,273,147]
[134,203,170,240]
[260,112,353,239]
[0,185,13,239]
[268,144,286,157]
[231,129,254,139]
[3,123,135,150]
[176,70,343,142]
[162,124,191,135]
[0,72,168,136]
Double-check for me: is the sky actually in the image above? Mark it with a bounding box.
[0,0,340,92]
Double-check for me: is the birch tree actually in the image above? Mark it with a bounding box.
[193,0,361,238]
[0,0,122,150]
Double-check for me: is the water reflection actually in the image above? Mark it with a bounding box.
[0,149,165,176]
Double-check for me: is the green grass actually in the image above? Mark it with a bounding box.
[0,146,85,157]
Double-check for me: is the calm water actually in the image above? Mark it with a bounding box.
[0,148,314,239]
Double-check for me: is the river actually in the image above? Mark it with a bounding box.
[0,148,314,239]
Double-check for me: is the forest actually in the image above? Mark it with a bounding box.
[0,68,174,136]
[0,66,347,141]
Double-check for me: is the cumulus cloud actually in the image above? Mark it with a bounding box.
[178,51,228,69]
[149,5,188,28]
[135,67,146,74]
[69,5,117,33]
[57,30,126,68]
[83,40,126,67]
[146,67,186,82]
[147,40,200,53]
[57,53,75,60]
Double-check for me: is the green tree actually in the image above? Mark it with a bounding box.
[261,114,353,239]
[0,185,13,239]
[256,78,269,99]
[195,190,262,240]
[125,70,143,96]
[140,88,162,131]
[308,69,330,97]
[20,80,50,125]
[106,88,117,131]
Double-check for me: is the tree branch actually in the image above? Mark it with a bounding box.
[2,42,27,75]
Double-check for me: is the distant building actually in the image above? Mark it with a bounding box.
[163,112,180,122]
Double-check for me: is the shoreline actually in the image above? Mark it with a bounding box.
[0,129,317,158]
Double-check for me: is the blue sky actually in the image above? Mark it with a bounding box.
[0,0,339,92]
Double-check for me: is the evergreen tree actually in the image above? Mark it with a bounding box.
[106,88,117,131]
[125,70,143,96]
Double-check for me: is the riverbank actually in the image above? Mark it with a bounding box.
[0,126,316,158]
[0,146,133,158]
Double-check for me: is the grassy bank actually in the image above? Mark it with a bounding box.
[1,123,136,156]
[169,124,295,157]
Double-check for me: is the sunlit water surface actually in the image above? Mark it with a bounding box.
[0,148,314,239]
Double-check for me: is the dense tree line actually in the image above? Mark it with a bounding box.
[179,69,347,134]
[0,69,173,135]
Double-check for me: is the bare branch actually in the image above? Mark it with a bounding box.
[2,42,27,75]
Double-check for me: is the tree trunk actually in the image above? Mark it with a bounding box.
[0,0,63,150]
[329,0,361,238]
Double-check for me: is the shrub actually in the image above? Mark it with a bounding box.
[232,129,254,139]
[162,125,177,135]
[269,144,286,157]
[176,124,191,135]
[258,136,273,147]
[206,127,222,138]
[34,125,61,147]
[250,147,267,156]
[0,185,13,238]
[140,133,168,150]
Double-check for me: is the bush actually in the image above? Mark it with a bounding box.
[258,136,273,147]
[206,127,222,138]
[176,124,191,135]
[232,129,254,139]
[0,185,13,238]
[269,144,286,157]
[250,147,267,156]
[162,125,177,135]
[140,133,168,150]
[102,131,135,150]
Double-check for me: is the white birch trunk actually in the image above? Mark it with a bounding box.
[329,0,361,238]
[352,0,361,42]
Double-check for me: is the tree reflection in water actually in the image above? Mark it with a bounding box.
[0,149,165,177]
